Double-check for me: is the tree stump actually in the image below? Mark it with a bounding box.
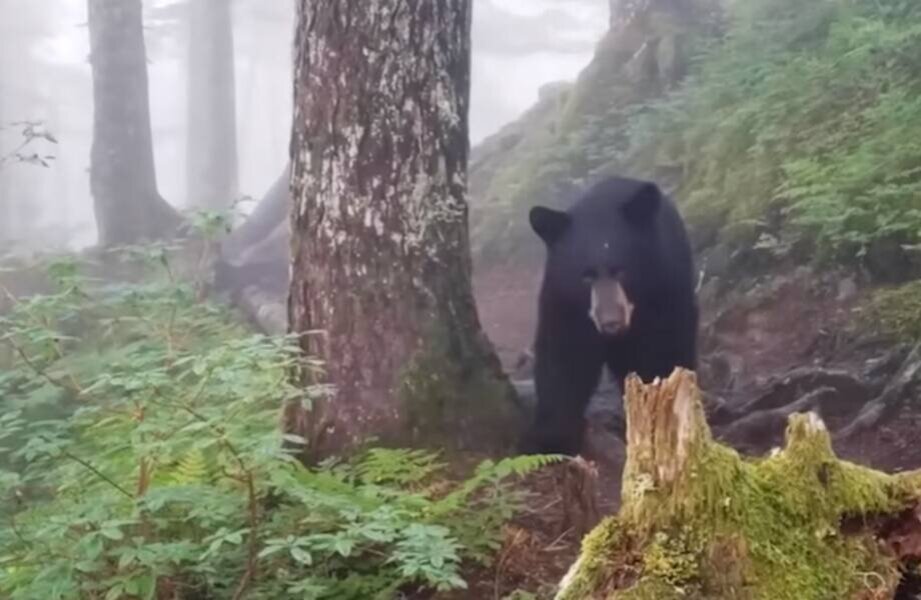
[556,368,921,600]
[559,456,602,540]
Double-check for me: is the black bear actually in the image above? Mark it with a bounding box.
[522,176,697,455]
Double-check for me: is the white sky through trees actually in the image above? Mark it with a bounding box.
[0,0,606,247]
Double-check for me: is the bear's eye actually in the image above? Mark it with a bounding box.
[582,268,597,283]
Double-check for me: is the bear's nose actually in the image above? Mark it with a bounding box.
[598,318,626,336]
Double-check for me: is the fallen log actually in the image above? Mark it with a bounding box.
[235,285,286,335]
[556,368,921,600]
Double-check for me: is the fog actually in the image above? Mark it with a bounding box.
[0,0,606,251]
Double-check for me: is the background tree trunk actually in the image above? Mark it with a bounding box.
[287,0,518,455]
[87,0,180,247]
[186,0,239,211]
[220,163,289,261]
[0,69,9,245]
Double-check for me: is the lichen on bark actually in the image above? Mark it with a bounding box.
[287,0,517,454]
[557,368,921,600]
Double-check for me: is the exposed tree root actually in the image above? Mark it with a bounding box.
[837,344,921,441]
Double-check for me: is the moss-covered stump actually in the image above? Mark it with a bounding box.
[556,368,921,600]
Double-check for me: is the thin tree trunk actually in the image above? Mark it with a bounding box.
[186,0,239,211]
[87,0,179,247]
[0,67,9,245]
[287,0,517,455]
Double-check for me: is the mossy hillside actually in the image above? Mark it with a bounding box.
[621,0,921,267]
[471,0,921,274]
[469,1,720,263]
[861,280,921,342]
[557,372,921,600]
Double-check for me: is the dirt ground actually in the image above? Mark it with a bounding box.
[459,261,921,599]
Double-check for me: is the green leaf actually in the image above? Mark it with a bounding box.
[100,527,124,541]
[290,547,313,565]
[105,584,125,600]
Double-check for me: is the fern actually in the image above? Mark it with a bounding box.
[353,447,446,488]
[434,453,565,515]
[165,449,212,486]
[0,251,560,599]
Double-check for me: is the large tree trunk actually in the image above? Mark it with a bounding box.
[287,0,518,455]
[557,369,921,600]
[186,0,239,211]
[87,0,180,247]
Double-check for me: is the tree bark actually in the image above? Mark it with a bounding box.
[287,0,517,455]
[186,0,239,211]
[87,0,180,247]
[557,368,921,600]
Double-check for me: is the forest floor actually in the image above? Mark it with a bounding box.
[448,261,921,599]
[6,251,920,598]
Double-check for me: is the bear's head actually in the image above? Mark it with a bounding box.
[529,177,668,338]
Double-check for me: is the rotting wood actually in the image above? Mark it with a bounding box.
[557,368,921,600]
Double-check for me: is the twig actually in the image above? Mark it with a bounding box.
[10,343,79,395]
[59,447,133,499]
[231,562,254,600]
[231,472,260,600]
[544,527,574,552]
[493,528,526,600]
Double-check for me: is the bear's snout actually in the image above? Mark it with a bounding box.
[589,277,633,337]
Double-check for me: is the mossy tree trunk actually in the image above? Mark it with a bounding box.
[287,0,517,455]
[87,0,180,247]
[558,368,921,600]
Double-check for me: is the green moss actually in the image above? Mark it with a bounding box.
[642,530,701,587]
[862,281,921,342]
[616,579,686,600]
[559,411,915,600]
[555,517,631,600]
[397,317,517,451]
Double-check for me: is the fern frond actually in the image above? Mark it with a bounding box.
[353,448,446,487]
[153,449,212,487]
[433,454,565,514]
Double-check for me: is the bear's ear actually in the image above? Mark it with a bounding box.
[529,206,571,245]
[622,182,662,224]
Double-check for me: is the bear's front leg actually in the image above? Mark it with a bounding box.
[522,340,604,456]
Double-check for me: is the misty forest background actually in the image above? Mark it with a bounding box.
[5,0,921,599]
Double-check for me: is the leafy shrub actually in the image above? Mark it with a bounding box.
[0,250,560,599]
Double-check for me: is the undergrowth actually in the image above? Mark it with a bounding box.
[625,0,921,267]
[0,242,560,599]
